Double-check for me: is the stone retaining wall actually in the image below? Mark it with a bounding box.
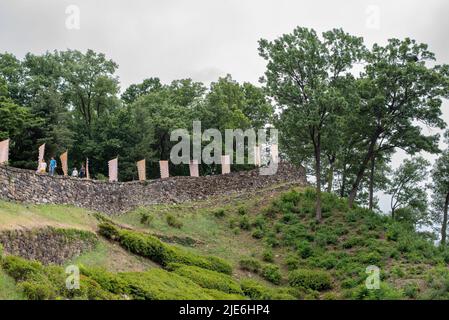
[0,163,306,215]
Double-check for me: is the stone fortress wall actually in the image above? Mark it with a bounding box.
[0,163,306,215]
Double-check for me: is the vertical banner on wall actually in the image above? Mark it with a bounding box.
[221,155,231,174]
[0,139,9,165]
[189,159,199,177]
[86,158,90,180]
[254,145,261,167]
[108,158,118,182]
[60,151,68,176]
[159,160,169,179]
[271,144,279,164]
[137,159,146,181]
[37,143,45,169]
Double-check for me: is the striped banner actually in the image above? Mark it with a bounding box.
[189,159,199,177]
[37,143,45,169]
[0,139,9,165]
[86,158,90,179]
[60,151,68,176]
[221,155,230,174]
[159,160,169,179]
[108,158,118,182]
[137,159,146,181]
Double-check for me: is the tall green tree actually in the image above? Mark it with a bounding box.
[387,157,429,225]
[347,39,449,207]
[430,132,449,246]
[259,27,365,221]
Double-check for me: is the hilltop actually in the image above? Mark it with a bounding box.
[1,184,449,300]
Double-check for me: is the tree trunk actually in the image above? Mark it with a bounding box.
[368,154,375,210]
[326,155,335,193]
[314,139,322,222]
[441,193,449,247]
[340,164,347,197]
[348,138,377,208]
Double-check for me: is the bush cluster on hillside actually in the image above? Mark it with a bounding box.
[98,222,232,274]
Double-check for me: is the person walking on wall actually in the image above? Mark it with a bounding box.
[79,163,86,178]
[49,157,57,176]
[37,159,47,174]
[71,167,78,177]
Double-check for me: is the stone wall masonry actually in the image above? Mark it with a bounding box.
[0,163,307,215]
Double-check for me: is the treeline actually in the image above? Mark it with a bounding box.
[1,26,449,243]
[0,50,273,179]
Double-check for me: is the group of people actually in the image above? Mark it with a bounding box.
[37,157,87,178]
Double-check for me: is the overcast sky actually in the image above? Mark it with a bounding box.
[1,0,448,212]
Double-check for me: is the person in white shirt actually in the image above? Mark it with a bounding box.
[37,159,47,173]
[71,168,79,177]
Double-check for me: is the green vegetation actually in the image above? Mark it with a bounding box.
[171,265,243,294]
[98,222,232,274]
[3,186,449,300]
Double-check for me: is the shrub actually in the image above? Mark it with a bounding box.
[262,264,282,285]
[166,214,183,229]
[252,215,266,229]
[239,258,261,273]
[19,280,57,300]
[403,282,419,299]
[357,251,382,265]
[349,283,403,300]
[284,254,299,271]
[237,206,248,215]
[251,228,264,239]
[239,216,251,230]
[342,236,365,249]
[288,269,332,291]
[262,248,274,262]
[139,211,154,226]
[240,279,272,300]
[173,265,242,294]
[296,240,313,259]
[229,217,239,228]
[213,209,226,218]
[99,223,232,274]
[2,256,115,300]
[98,222,121,240]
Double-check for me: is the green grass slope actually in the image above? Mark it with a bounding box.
[1,186,449,300]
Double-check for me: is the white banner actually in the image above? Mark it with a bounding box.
[137,159,146,181]
[0,139,9,164]
[221,155,230,174]
[159,160,169,179]
[189,159,199,177]
[108,158,118,182]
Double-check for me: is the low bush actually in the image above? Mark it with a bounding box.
[239,216,251,230]
[173,265,242,294]
[98,223,232,274]
[262,248,274,262]
[213,209,226,218]
[1,256,116,300]
[261,264,282,285]
[348,283,403,300]
[251,228,264,239]
[239,257,261,273]
[284,254,299,271]
[237,206,248,216]
[139,211,154,226]
[288,269,332,291]
[166,214,183,229]
[240,279,272,300]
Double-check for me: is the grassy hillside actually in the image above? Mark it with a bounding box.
[1,186,449,300]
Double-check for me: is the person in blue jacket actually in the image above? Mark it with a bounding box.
[49,157,57,176]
